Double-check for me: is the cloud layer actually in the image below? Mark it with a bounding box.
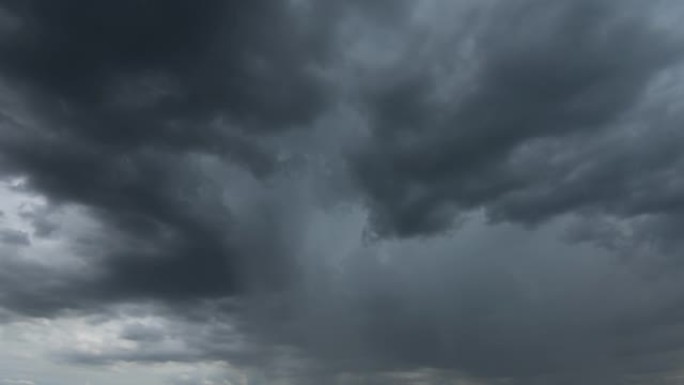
[2,0,684,384]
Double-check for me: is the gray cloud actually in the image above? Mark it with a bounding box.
[0,0,411,314]
[353,0,684,238]
[0,228,29,246]
[1,0,684,384]
[235,214,684,383]
[0,0,343,312]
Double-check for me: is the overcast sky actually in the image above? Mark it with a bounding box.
[2,0,684,384]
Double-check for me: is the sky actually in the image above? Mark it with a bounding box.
[1,0,684,384]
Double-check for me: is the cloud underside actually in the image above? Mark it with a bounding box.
[1,0,684,383]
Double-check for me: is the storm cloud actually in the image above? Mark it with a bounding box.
[1,0,684,384]
[353,0,684,238]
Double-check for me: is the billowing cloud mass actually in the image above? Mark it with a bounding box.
[1,0,684,384]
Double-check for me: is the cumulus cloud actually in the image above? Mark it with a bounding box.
[1,0,684,384]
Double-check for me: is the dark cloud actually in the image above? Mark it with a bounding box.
[353,0,684,238]
[1,0,684,384]
[0,0,415,315]
[118,322,167,343]
[0,0,338,312]
[0,257,84,317]
[36,216,684,384]
[238,217,684,384]
[0,0,330,133]
[0,228,29,246]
